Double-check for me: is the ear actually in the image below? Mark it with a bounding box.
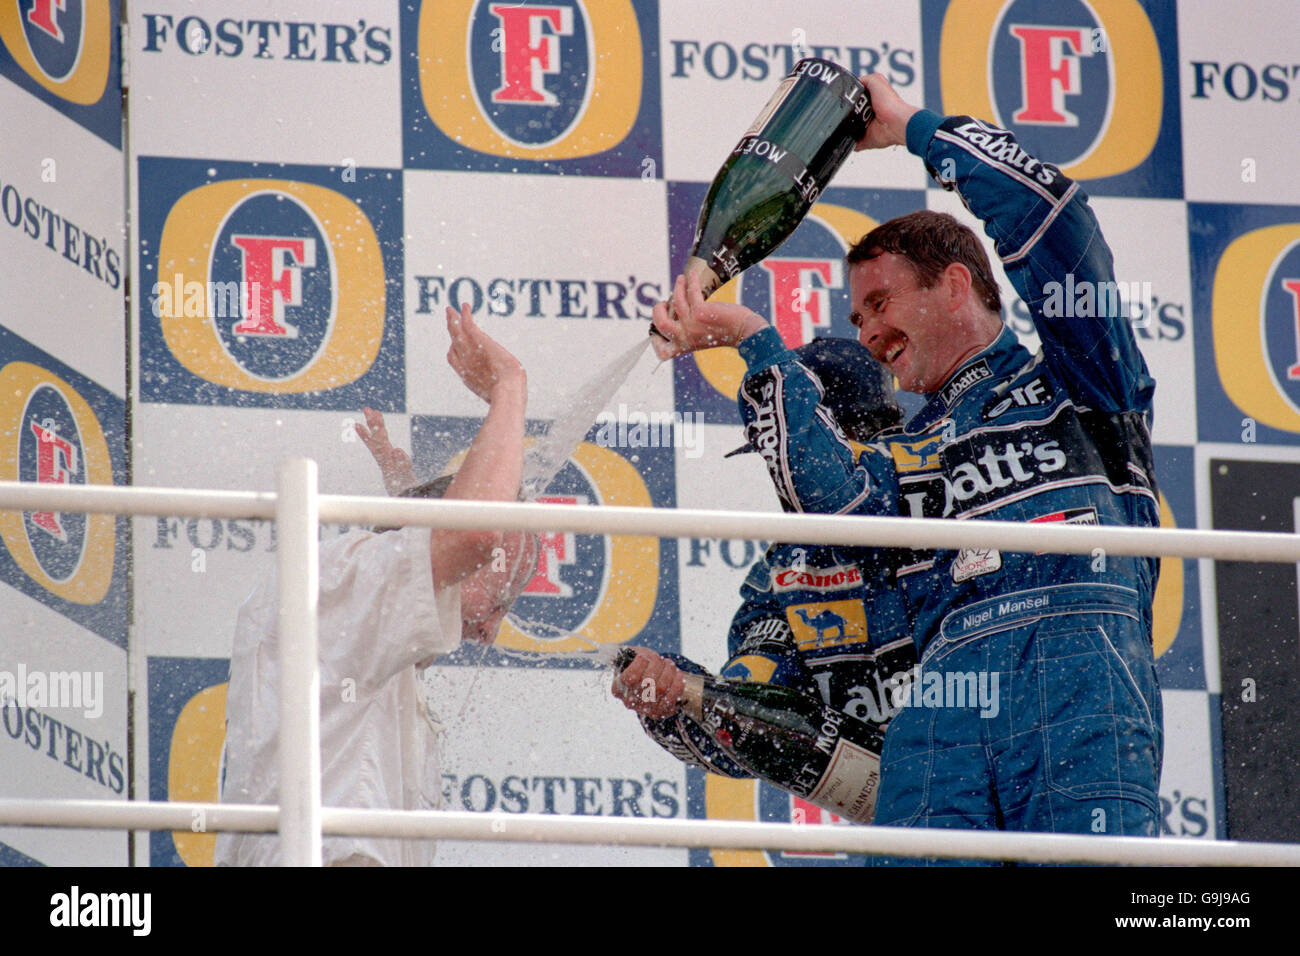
[942,261,973,309]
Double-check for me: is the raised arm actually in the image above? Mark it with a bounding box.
[430,303,528,590]
[860,74,1153,414]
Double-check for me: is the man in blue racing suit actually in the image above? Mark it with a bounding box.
[613,338,915,823]
[649,74,1162,844]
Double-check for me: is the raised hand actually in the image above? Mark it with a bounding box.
[854,73,921,152]
[355,406,418,496]
[445,303,526,404]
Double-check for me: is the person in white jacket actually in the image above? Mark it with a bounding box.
[216,304,537,867]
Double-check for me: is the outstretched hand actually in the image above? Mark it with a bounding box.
[446,303,526,403]
[649,272,768,360]
[355,407,418,497]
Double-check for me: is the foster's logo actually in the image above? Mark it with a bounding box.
[932,0,1172,188]
[138,160,403,409]
[1,0,108,102]
[405,0,659,174]
[1211,223,1300,434]
[0,340,125,647]
[412,416,679,662]
[667,183,924,421]
[0,1,119,145]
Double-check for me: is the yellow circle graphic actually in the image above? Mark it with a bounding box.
[419,0,642,159]
[155,179,385,394]
[0,362,115,604]
[0,3,109,104]
[167,683,228,867]
[1212,224,1300,433]
[694,204,879,402]
[497,440,658,653]
[1152,491,1182,659]
[939,0,1161,180]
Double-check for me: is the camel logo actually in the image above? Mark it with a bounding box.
[0,1,119,144]
[1209,222,1300,435]
[930,0,1175,190]
[138,160,403,409]
[786,601,868,652]
[404,0,659,175]
[0,340,125,647]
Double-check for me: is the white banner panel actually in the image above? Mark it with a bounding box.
[1159,688,1218,839]
[1179,0,1300,205]
[131,404,402,660]
[0,592,129,866]
[403,170,673,420]
[128,0,403,168]
[422,665,686,865]
[660,0,924,189]
[0,80,124,394]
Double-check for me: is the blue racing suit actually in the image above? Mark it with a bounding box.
[734,111,1163,846]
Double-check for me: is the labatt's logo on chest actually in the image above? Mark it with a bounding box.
[900,429,1069,519]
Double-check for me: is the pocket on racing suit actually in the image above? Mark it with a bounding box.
[1035,618,1162,812]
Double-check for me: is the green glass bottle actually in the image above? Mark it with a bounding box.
[689,673,885,824]
[613,648,885,823]
[667,59,873,309]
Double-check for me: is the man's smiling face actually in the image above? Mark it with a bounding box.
[849,253,954,395]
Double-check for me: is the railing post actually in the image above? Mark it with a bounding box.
[276,458,322,867]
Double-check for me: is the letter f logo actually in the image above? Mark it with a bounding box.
[230,235,317,338]
[490,4,574,105]
[758,259,842,347]
[1008,25,1092,126]
[29,419,77,541]
[25,0,67,41]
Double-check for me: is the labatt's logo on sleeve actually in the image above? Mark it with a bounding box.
[1211,224,1300,435]
[934,0,1169,187]
[140,166,398,409]
[0,353,123,647]
[407,0,656,174]
[0,0,110,103]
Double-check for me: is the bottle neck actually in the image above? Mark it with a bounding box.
[683,256,722,300]
[680,673,706,724]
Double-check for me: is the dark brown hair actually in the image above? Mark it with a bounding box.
[846,211,1002,314]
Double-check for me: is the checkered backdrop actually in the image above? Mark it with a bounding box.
[2,0,1298,866]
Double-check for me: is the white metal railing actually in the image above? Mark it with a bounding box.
[3,466,1300,867]
[1,799,1297,866]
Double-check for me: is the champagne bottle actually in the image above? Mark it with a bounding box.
[653,58,872,342]
[613,648,884,824]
